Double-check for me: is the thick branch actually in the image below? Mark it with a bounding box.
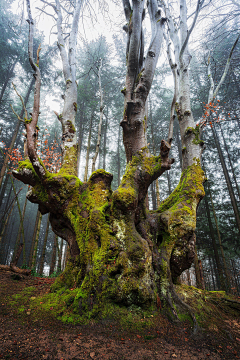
[26,0,45,180]
[211,34,240,102]
[179,0,204,64]
[55,0,71,81]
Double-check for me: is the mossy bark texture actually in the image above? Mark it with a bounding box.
[13,145,204,320]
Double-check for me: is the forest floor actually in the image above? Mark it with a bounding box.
[0,270,240,360]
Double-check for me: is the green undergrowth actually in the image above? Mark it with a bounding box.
[8,283,240,335]
[8,285,164,331]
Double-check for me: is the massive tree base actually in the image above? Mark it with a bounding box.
[13,147,206,327]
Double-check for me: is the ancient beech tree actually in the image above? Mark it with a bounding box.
[13,0,205,325]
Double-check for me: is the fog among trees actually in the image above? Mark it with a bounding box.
[0,0,239,325]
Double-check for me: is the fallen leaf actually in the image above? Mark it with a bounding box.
[90,352,95,358]
[172,355,177,358]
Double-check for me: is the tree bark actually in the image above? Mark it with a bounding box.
[84,111,94,182]
[0,78,34,189]
[49,234,58,276]
[39,213,50,275]
[211,123,240,235]
[11,0,208,328]
[92,58,104,173]
[0,59,17,105]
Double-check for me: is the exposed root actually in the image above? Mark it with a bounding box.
[0,264,31,276]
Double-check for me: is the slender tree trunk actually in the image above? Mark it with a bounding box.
[57,237,63,273]
[149,95,160,204]
[0,201,15,263]
[31,212,42,271]
[186,268,191,286]
[49,234,58,276]
[28,210,41,267]
[211,123,240,235]
[13,191,28,265]
[84,111,94,182]
[0,78,34,189]
[39,213,50,275]
[11,243,23,267]
[76,102,85,175]
[176,126,183,169]
[204,187,225,290]
[209,256,216,290]
[166,171,171,195]
[0,178,12,235]
[117,124,121,186]
[0,173,10,209]
[194,248,204,290]
[198,260,205,290]
[219,122,240,201]
[0,60,17,105]
[92,58,104,173]
[208,186,232,293]
[102,113,108,171]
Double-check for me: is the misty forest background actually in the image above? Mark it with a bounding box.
[0,0,239,295]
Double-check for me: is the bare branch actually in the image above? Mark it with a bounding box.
[207,33,240,105]
[10,105,24,122]
[122,0,132,22]
[35,7,57,20]
[179,0,205,63]
[39,0,57,12]
[12,82,28,120]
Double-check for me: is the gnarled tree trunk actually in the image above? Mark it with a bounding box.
[12,0,206,327]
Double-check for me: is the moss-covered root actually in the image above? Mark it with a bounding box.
[155,246,200,334]
[157,162,205,279]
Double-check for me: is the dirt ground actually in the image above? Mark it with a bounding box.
[0,271,239,360]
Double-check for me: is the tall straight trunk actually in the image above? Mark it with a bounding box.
[57,237,63,273]
[117,124,121,186]
[62,244,69,271]
[0,78,34,189]
[0,178,12,235]
[219,122,240,201]
[209,256,216,291]
[0,173,10,209]
[208,186,232,293]
[49,234,58,276]
[31,212,42,271]
[204,188,225,290]
[92,58,104,173]
[0,60,17,105]
[39,213,50,275]
[84,111,94,182]
[231,259,239,295]
[102,113,108,171]
[150,181,157,210]
[0,201,15,263]
[76,102,85,175]
[186,268,191,286]
[12,193,28,266]
[194,248,204,290]
[166,171,171,195]
[28,210,41,267]
[176,126,183,169]
[149,95,160,204]
[211,123,240,235]
[198,260,205,290]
